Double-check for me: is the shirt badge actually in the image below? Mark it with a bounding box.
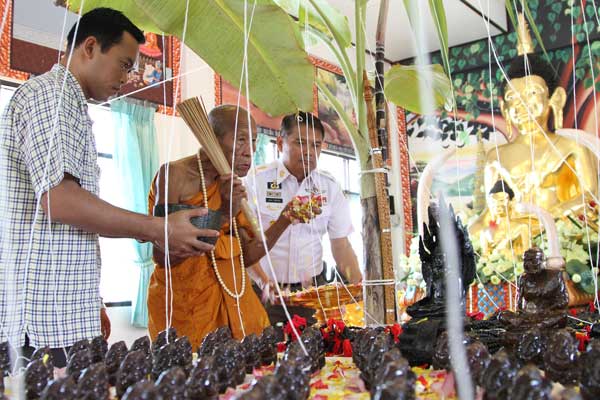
[267,181,282,190]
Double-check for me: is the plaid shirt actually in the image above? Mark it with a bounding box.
[0,64,101,348]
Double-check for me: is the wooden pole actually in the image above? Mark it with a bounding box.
[363,72,396,325]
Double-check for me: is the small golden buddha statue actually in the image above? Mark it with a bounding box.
[483,14,598,221]
[470,180,541,262]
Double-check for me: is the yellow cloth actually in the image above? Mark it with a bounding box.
[147,180,270,347]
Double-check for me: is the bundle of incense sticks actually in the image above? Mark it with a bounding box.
[177,96,262,238]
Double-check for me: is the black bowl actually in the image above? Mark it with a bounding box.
[153,204,222,245]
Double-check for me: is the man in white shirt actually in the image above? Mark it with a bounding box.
[245,112,361,326]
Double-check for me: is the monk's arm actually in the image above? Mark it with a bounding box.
[241,214,291,267]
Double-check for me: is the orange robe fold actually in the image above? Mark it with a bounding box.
[147,181,270,347]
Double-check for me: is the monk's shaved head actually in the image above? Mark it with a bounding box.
[206,105,257,177]
[208,104,254,139]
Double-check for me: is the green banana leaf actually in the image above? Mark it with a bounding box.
[384,64,451,114]
[273,0,351,48]
[428,0,450,77]
[69,0,314,116]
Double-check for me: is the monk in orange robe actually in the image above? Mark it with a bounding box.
[147,105,318,347]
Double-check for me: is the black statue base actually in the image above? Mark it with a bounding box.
[398,319,444,366]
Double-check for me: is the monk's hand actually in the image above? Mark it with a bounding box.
[218,174,247,217]
[154,208,219,258]
[259,279,277,304]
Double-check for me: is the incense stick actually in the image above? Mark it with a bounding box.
[177,97,262,239]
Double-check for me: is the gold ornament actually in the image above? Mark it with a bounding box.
[516,13,534,56]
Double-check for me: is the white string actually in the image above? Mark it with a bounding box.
[474,0,600,207]
[300,3,331,323]
[578,0,600,312]
[298,115,328,322]
[477,0,600,313]
[242,79,308,349]
[404,2,474,398]
[24,0,85,369]
[0,0,71,376]
[98,64,212,107]
[356,7,426,325]
[162,0,191,336]
[226,0,259,339]
[227,0,308,348]
[478,0,599,259]
[482,0,519,310]
[56,5,69,64]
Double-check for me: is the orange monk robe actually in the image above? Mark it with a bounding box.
[147,180,270,347]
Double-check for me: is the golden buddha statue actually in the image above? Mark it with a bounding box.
[470,180,541,262]
[484,14,598,221]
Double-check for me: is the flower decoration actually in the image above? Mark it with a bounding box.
[283,314,307,342]
[320,319,353,356]
[283,195,323,224]
[384,323,403,343]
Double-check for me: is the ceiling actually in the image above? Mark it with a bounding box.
[325,0,508,63]
[13,0,508,64]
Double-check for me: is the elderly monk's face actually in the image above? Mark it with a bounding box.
[219,117,257,177]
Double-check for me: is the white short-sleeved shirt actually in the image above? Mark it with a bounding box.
[245,160,353,283]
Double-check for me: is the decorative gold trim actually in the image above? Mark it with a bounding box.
[214,73,222,106]
[396,107,413,254]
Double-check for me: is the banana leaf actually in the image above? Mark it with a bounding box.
[69,0,314,116]
[273,0,351,48]
[384,64,451,114]
[428,0,450,77]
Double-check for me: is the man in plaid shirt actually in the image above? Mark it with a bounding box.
[0,8,218,367]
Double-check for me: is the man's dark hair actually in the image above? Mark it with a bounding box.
[489,179,515,200]
[280,111,325,139]
[66,8,145,52]
[503,54,558,95]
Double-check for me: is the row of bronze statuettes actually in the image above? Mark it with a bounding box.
[3,200,600,400]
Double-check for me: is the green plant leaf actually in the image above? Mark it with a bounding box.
[428,0,450,76]
[384,64,451,114]
[299,0,352,48]
[69,0,314,116]
[522,1,556,73]
[505,1,518,35]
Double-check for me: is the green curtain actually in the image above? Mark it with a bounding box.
[253,133,270,166]
[111,99,159,328]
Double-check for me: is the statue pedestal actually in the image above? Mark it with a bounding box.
[467,283,518,317]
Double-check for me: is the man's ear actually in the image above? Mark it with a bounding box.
[80,36,98,60]
[276,136,284,153]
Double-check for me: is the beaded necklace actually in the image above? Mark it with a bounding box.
[196,151,246,299]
